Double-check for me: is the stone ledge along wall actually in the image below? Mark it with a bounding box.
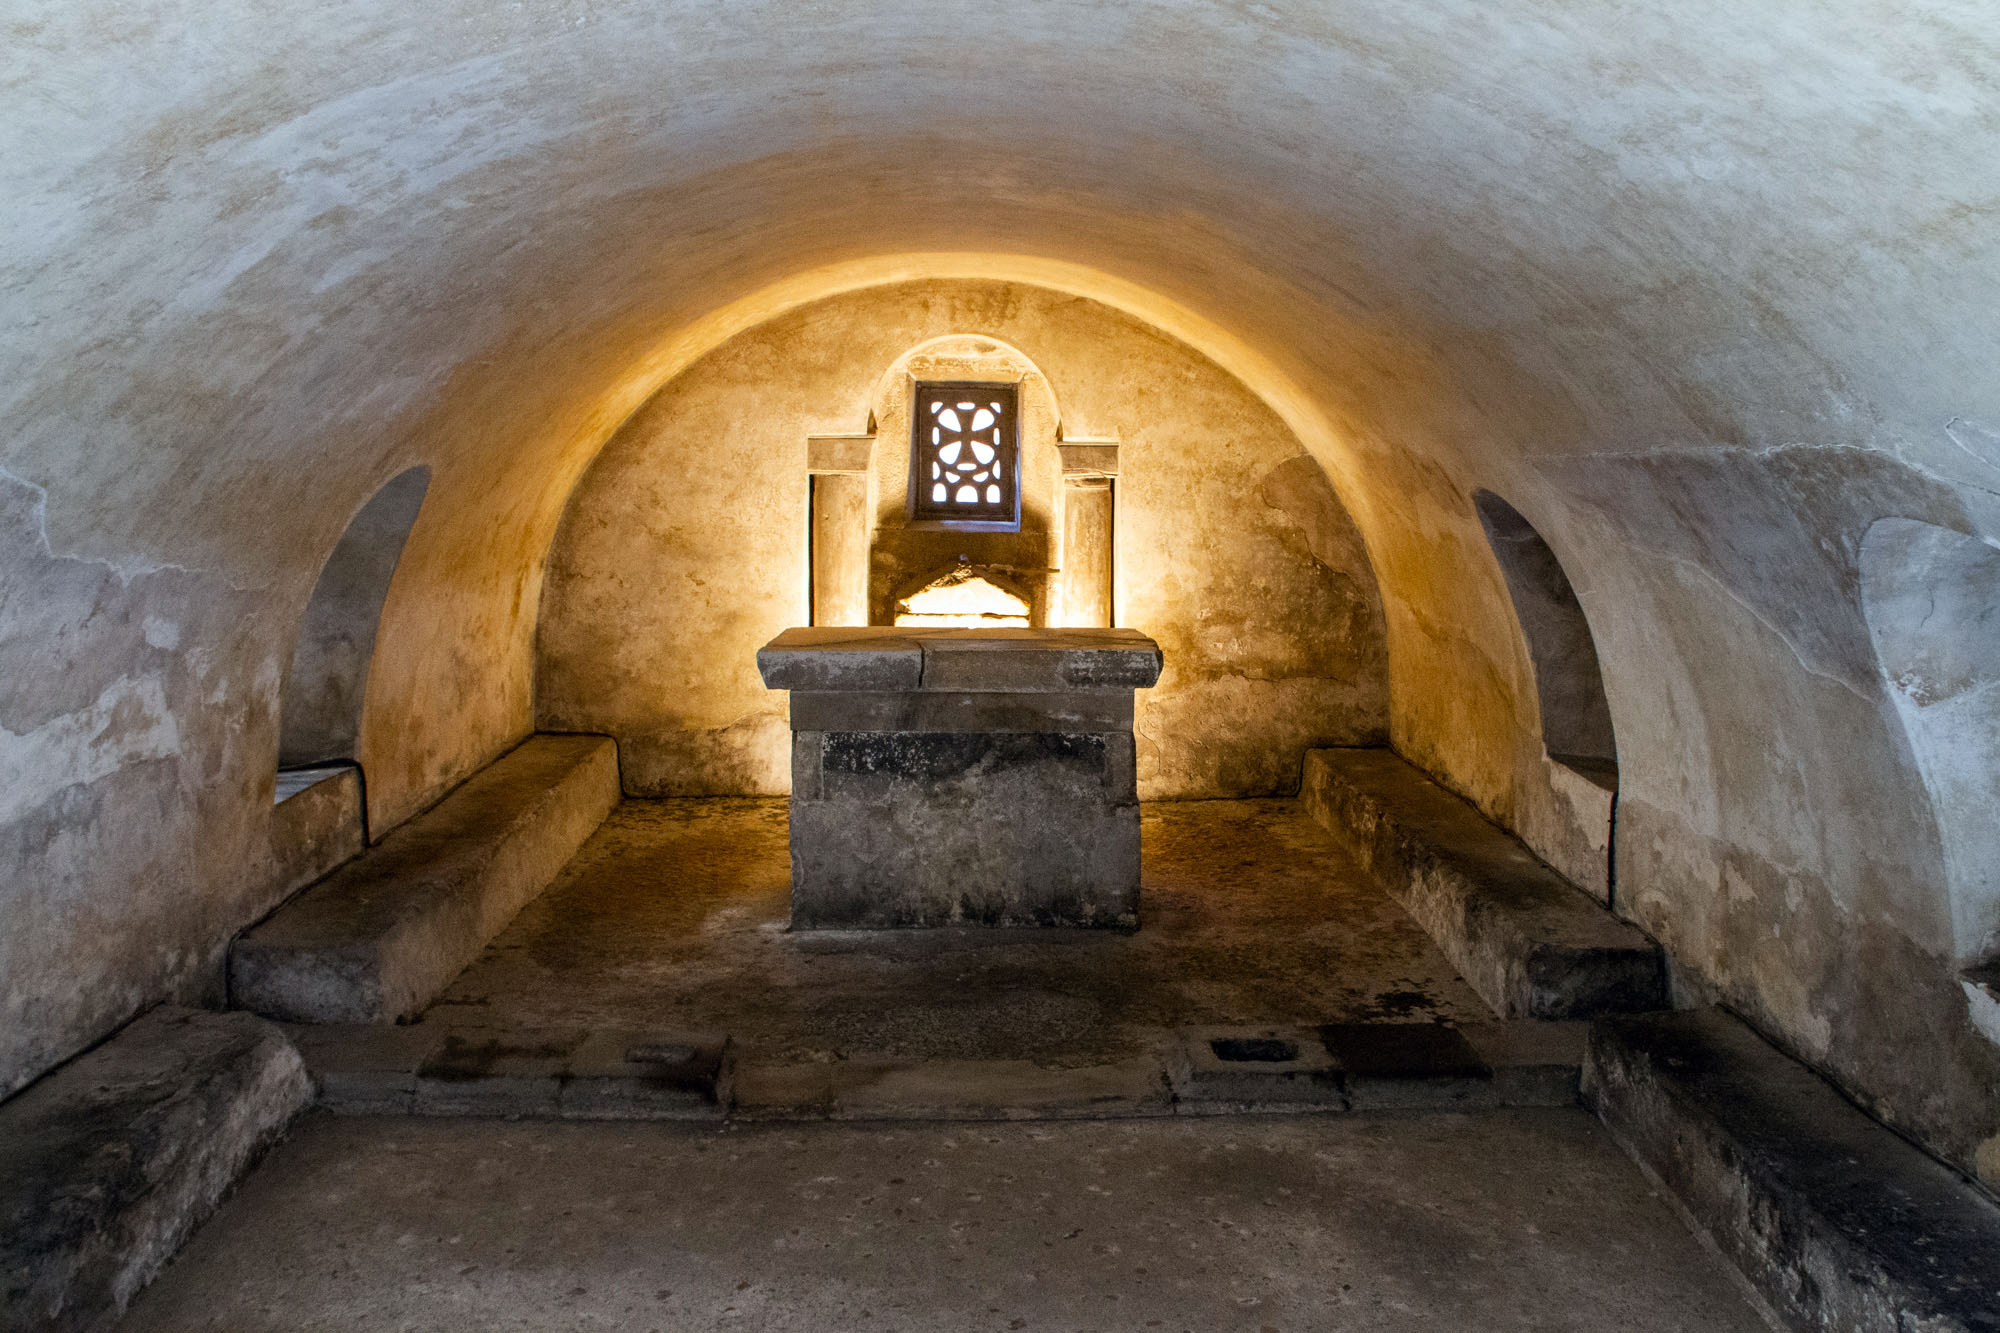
[535,279,1389,799]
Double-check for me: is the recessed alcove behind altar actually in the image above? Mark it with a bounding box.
[536,278,1390,799]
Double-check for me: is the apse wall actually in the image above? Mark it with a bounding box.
[535,280,1390,797]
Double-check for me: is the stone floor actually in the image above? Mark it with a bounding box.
[421,799,1491,1067]
[118,799,1779,1330]
[121,1110,1769,1332]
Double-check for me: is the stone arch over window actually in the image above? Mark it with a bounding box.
[1860,518,2000,973]
[1474,490,1618,783]
[279,466,430,769]
[805,334,1116,629]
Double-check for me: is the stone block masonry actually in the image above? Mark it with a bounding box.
[759,628,1162,928]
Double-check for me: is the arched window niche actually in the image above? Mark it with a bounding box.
[1859,518,2000,1037]
[278,465,431,784]
[1475,490,1620,903]
[1474,490,1619,784]
[804,334,1117,629]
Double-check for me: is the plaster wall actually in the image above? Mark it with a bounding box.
[4,0,2000,1179]
[535,281,1390,798]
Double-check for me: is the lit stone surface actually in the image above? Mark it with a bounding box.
[760,627,1162,928]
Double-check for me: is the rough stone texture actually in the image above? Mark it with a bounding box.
[229,735,618,1023]
[1460,1019,1591,1107]
[266,767,366,906]
[304,796,1588,1123]
[1168,1025,1348,1113]
[1168,1021,1581,1115]
[737,1056,1174,1122]
[757,625,1162,693]
[1301,748,1665,1019]
[283,1023,734,1120]
[118,1112,1770,1332]
[296,1019,1578,1124]
[539,281,1389,799]
[789,730,1143,928]
[1515,752,1616,905]
[1585,1008,2000,1333]
[0,1007,310,1331]
[765,628,1162,929]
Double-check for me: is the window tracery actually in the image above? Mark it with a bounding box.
[910,382,1018,525]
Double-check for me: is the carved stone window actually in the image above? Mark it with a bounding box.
[910,381,1019,526]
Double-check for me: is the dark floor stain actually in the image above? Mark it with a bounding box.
[1352,988,1440,1021]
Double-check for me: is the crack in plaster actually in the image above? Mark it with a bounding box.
[1647,541,1878,709]
[0,465,254,590]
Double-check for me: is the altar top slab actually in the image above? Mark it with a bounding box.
[757,627,1163,694]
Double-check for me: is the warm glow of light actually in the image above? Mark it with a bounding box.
[895,574,1030,628]
[564,253,1367,535]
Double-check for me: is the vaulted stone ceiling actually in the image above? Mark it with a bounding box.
[4,1,1999,1177]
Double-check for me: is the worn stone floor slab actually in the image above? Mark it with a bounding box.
[421,798,1492,1067]
[119,1110,1769,1333]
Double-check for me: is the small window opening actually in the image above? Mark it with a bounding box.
[910,381,1019,527]
[894,566,1031,628]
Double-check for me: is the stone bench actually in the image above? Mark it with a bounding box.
[230,734,619,1024]
[0,1007,310,1329]
[1301,747,1664,1019]
[1586,1009,2000,1331]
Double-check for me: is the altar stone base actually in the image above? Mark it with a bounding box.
[758,629,1163,929]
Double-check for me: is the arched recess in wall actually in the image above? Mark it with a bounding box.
[279,466,431,770]
[1474,491,1619,786]
[808,332,1114,631]
[1859,520,2000,999]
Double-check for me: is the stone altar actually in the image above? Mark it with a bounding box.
[757,627,1163,929]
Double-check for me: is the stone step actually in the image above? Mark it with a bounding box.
[230,735,619,1024]
[1585,1009,2000,1333]
[1167,1021,1587,1114]
[286,1023,733,1119]
[734,1055,1174,1121]
[0,1007,311,1330]
[1301,748,1665,1019]
[294,1020,1582,1122]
